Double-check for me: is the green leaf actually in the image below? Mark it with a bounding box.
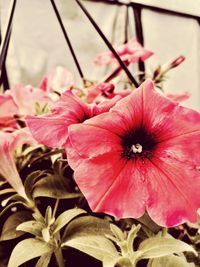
[24,170,47,200]
[8,238,54,267]
[139,237,197,260]
[17,220,44,237]
[53,208,86,234]
[62,215,111,242]
[0,201,27,218]
[33,174,81,199]
[45,206,54,226]
[1,211,32,241]
[62,235,119,263]
[147,255,194,267]
[127,224,141,253]
[110,224,125,241]
[35,253,52,267]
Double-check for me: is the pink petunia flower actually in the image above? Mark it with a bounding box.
[94,39,153,66]
[66,80,200,227]
[86,82,131,104]
[26,90,120,149]
[39,66,74,94]
[0,128,37,199]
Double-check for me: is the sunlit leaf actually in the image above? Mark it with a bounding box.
[17,220,44,237]
[147,255,195,267]
[53,208,86,234]
[127,224,141,253]
[62,235,119,263]
[35,253,52,267]
[139,237,197,259]
[8,238,54,267]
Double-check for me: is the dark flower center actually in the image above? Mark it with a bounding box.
[122,126,157,159]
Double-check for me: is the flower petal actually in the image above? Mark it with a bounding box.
[90,159,147,218]
[67,124,122,159]
[146,156,200,227]
[26,114,71,148]
[73,153,127,212]
[142,81,200,142]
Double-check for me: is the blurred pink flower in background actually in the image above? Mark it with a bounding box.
[7,84,52,115]
[0,128,37,199]
[86,82,131,104]
[94,39,153,66]
[0,95,18,131]
[66,80,200,227]
[166,91,190,102]
[39,66,74,94]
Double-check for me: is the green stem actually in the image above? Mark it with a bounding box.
[53,199,60,218]
[55,248,65,267]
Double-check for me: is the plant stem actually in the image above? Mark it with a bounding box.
[53,199,60,218]
[55,248,65,267]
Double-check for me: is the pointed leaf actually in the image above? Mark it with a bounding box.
[35,253,52,267]
[17,220,44,236]
[139,237,197,260]
[62,215,111,242]
[110,224,125,241]
[24,170,47,200]
[127,224,141,253]
[62,235,119,262]
[8,238,54,267]
[1,211,32,241]
[53,208,86,234]
[147,255,194,267]
[33,174,81,199]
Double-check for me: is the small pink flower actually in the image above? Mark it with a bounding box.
[169,55,185,69]
[26,90,118,149]
[39,66,74,94]
[94,39,153,66]
[0,128,37,199]
[66,80,200,227]
[166,92,190,102]
[86,82,131,104]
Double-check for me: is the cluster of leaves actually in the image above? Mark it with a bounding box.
[0,146,199,267]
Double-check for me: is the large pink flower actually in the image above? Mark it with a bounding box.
[0,128,37,199]
[66,80,200,227]
[94,39,153,66]
[26,90,119,149]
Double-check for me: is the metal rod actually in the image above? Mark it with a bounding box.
[76,0,139,87]
[50,0,85,82]
[133,6,145,82]
[0,0,17,85]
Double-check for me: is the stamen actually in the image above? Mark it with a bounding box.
[131,143,143,153]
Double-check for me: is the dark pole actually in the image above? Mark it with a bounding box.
[50,0,85,83]
[75,0,139,87]
[0,0,17,87]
